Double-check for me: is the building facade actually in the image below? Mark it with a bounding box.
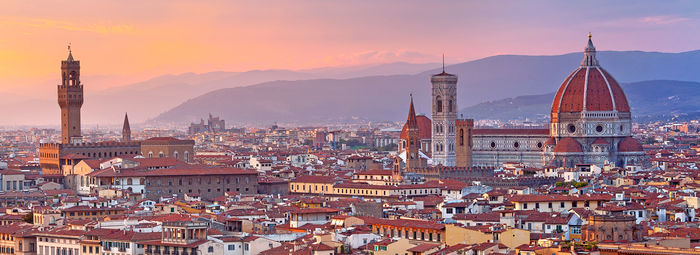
[141,137,195,163]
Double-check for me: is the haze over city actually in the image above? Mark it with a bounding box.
[0,3,699,255]
[1,1,700,126]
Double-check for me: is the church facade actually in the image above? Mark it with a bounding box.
[399,35,646,169]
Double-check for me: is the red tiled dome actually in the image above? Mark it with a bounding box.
[592,138,609,145]
[401,115,432,140]
[618,137,644,152]
[553,137,583,153]
[551,36,630,114]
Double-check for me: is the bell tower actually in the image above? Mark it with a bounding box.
[431,57,458,166]
[58,45,84,144]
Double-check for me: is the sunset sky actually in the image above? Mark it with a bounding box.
[1,1,699,94]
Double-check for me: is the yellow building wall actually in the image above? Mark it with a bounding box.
[444,224,491,246]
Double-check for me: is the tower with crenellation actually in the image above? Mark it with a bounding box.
[57,46,84,144]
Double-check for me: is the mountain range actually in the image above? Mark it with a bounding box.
[153,50,700,125]
[4,50,700,127]
[462,80,700,122]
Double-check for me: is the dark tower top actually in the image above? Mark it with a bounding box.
[61,46,81,87]
[122,113,132,142]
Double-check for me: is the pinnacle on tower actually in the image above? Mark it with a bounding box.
[406,94,418,129]
[67,43,75,62]
[581,32,599,66]
[442,54,445,73]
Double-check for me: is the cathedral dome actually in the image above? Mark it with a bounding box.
[618,137,644,152]
[553,137,583,153]
[551,35,630,115]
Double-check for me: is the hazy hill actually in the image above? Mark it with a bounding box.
[461,80,700,121]
[0,62,437,126]
[153,50,700,125]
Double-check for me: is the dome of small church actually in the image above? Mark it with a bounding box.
[400,115,432,140]
[553,137,583,153]
[592,138,609,145]
[618,137,644,152]
[551,34,630,114]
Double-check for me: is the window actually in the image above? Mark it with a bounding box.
[244,244,249,251]
[208,246,214,253]
[228,245,235,251]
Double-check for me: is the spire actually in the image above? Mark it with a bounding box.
[442,54,445,73]
[581,32,599,66]
[67,43,75,62]
[406,94,418,129]
[122,113,131,142]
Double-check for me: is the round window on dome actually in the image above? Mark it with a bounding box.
[513,142,519,148]
[537,142,543,148]
[596,125,604,133]
[568,124,576,133]
[490,142,496,148]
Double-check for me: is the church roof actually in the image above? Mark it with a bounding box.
[618,137,644,152]
[400,115,432,140]
[553,137,583,153]
[592,138,609,145]
[551,34,630,114]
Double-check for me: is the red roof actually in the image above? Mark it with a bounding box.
[551,39,630,114]
[618,137,644,152]
[592,138,609,145]
[553,137,583,153]
[400,115,432,140]
[544,137,556,146]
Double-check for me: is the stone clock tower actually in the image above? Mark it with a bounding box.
[58,46,84,144]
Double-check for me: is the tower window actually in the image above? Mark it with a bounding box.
[459,129,464,146]
[448,99,453,113]
[436,96,443,112]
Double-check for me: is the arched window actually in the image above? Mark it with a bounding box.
[127,178,133,185]
[184,151,189,162]
[436,96,443,112]
[148,152,153,158]
[459,128,464,146]
[158,151,164,158]
[173,151,179,159]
